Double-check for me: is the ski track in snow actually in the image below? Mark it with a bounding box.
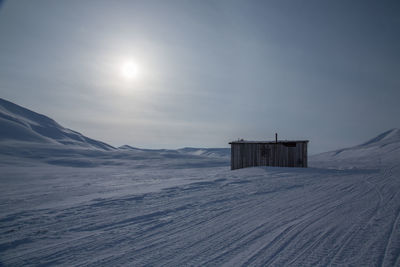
[1,160,400,266]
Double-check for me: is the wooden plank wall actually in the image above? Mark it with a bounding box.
[230,142,308,170]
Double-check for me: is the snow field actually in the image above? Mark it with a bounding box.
[1,162,399,266]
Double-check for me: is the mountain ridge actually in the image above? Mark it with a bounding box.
[0,98,230,167]
[360,128,400,147]
[310,128,400,168]
[0,98,114,150]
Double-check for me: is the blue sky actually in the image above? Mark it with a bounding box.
[0,0,399,153]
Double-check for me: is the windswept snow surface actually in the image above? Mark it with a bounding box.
[0,99,399,266]
[1,149,400,265]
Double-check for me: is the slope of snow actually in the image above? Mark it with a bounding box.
[0,98,114,150]
[310,128,400,169]
[0,99,230,168]
[361,128,400,147]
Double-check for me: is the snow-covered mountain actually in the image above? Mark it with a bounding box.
[310,128,400,168]
[0,98,114,150]
[0,98,230,167]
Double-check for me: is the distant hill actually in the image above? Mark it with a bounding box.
[177,147,230,158]
[310,128,400,168]
[0,98,229,167]
[117,146,230,162]
[0,98,114,150]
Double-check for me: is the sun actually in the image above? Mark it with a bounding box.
[120,61,138,80]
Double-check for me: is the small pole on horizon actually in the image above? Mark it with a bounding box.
[275,133,278,143]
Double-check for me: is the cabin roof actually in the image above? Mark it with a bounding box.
[229,140,309,144]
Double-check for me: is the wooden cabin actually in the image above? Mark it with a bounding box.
[229,136,308,170]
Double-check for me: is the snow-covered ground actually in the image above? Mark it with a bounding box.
[1,157,400,266]
[1,98,399,266]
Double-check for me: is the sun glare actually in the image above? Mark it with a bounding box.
[120,61,138,80]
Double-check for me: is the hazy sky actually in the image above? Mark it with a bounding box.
[0,0,399,153]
